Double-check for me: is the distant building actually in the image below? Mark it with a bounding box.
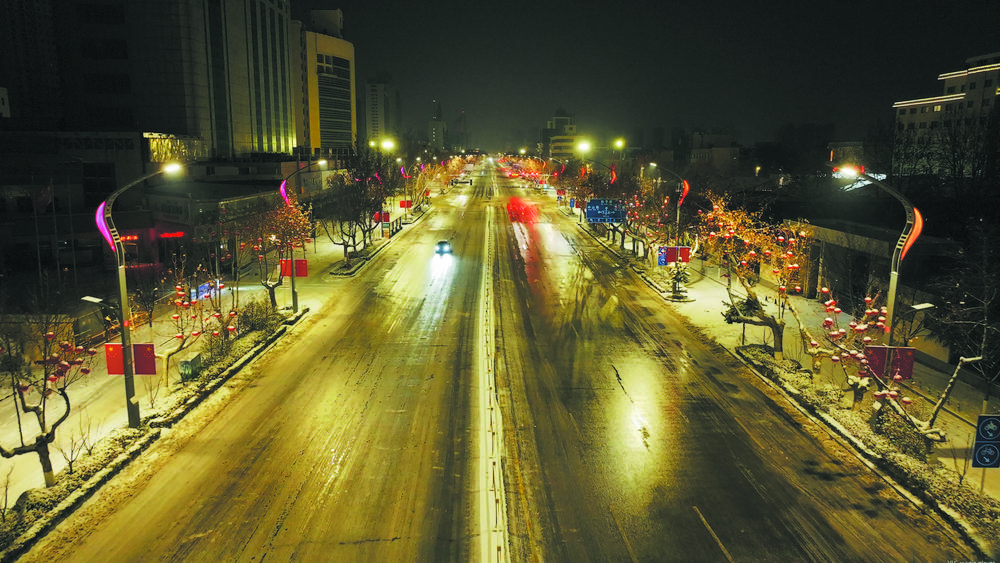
[427,100,447,150]
[365,77,399,144]
[0,87,9,119]
[549,136,582,160]
[290,10,356,162]
[542,111,577,158]
[891,52,1000,178]
[689,132,739,174]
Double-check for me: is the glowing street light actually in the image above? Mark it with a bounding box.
[95,162,184,428]
[829,161,923,335]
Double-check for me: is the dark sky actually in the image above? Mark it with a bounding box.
[295,1,999,151]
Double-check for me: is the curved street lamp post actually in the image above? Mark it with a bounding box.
[95,163,183,428]
[830,163,923,342]
[279,159,327,314]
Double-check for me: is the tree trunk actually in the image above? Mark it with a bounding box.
[770,319,785,361]
[36,441,56,487]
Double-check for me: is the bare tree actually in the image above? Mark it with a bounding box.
[697,194,813,360]
[0,466,13,522]
[0,309,98,487]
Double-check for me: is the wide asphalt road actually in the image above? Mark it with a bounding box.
[23,159,974,562]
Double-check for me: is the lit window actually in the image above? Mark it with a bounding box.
[933,105,941,112]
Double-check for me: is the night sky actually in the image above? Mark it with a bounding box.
[296,1,999,151]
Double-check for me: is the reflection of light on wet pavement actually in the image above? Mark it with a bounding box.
[631,409,650,447]
[430,253,453,280]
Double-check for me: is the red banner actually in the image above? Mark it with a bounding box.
[105,343,156,375]
[105,343,123,375]
[864,346,916,379]
[280,259,309,277]
[661,246,691,264]
[133,343,157,375]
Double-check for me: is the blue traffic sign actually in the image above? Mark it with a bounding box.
[973,415,1000,468]
[585,199,625,223]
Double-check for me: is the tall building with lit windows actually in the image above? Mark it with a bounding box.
[1,0,297,159]
[892,52,1000,177]
[290,10,356,160]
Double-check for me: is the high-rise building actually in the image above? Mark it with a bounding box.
[365,77,399,144]
[290,10,356,159]
[0,0,297,159]
[428,100,447,150]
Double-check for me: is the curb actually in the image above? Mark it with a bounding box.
[148,307,309,428]
[730,347,990,560]
[0,428,162,563]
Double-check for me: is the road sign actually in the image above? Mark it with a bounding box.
[585,199,625,223]
[973,415,1000,468]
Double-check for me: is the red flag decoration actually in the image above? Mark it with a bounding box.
[105,343,157,375]
[659,246,691,265]
[280,259,309,277]
[864,346,915,380]
[133,343,157,375]
[105,343,124,375]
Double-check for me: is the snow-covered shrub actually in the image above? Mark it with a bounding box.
[869,404,931,462]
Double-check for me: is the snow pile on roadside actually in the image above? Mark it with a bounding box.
[737,344,1000,559]
[0,317,293,557]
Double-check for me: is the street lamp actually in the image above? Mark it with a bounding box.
[830,163,923,336]
[95,162,183,428]
[890,302,934,347]
[279,159,327,314]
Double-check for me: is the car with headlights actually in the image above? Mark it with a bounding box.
[435,240,452,254]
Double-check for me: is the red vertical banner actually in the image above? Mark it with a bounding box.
[105,343,124,375]
[133,343,157,375]
[864,346,916,379]
[680,246,691,263]
[281,258,308,277]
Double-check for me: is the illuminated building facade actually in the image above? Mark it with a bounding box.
[290,10,356,161]
[892,52,1000,177]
